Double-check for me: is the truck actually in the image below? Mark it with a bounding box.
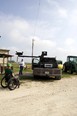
[63,56,77,74]
[32,51,62,80]
[18,51,62,80]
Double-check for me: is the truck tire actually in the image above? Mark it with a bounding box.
[69,70,73,74]
[63,65,67,72]
[33,75,39,79]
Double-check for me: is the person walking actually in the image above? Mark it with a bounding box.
[19,59,25,76]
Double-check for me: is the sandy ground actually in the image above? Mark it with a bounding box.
[0,74,77,116]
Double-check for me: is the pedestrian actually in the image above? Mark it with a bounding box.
[19,59,25,76]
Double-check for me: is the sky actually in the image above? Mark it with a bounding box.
[0,0,77,63]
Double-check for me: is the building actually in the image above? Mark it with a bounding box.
[0,49,13,74]
[0,49,13,65]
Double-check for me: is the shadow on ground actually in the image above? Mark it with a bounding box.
[0,72,60,89]
[19,72,56,83]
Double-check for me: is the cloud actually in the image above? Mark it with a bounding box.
[0,15,30,43]
[29,36,57,56]
[0,14,57,60]
[0,6,77,63]
[47,0,59,7]
[69,9,77,25]
[58,8,68,18]
[35,37,56,48]
[65,38,75,46]
[46,0,68,18]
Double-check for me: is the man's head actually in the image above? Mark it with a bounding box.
[7,63,12,68]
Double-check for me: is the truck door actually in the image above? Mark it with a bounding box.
[32,58,40,69]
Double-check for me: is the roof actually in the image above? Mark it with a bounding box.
[0,49,10,52]
[0,54,13,58]
[67,56,77,58]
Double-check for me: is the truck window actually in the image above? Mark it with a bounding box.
[70,58,73,61]
[33,58,39,64]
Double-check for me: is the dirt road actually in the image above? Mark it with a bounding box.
[0,75,77,116]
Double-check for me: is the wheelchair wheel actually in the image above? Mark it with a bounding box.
[1,76,8,88]
[8,78,18,90]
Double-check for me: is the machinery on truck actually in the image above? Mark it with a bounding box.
[63,56,77,74]
[18,51,62,80]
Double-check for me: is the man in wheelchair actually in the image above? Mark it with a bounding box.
[4,63,14,82]
[1,63,20,90]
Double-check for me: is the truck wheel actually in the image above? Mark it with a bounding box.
[63,65,67,72]
[33,75,39,79]
[69,70,73,74]
[33,75,36,79]
[55,76,61,80]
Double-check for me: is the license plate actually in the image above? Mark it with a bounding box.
[45,71,49,74]
[44,64,53,68]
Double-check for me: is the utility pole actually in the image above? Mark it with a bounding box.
[32,39,35,65]
[0,36,1,48]
[32,39,35,57]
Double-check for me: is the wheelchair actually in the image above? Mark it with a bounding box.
[1,74,20,90]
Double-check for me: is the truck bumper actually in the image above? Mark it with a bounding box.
[33,68,62,77]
